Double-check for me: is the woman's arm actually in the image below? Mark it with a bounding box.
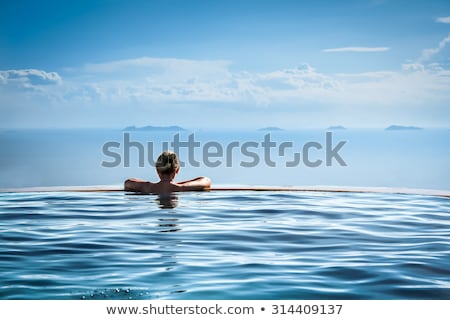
[124,178,153,193]
[176,176,211,191]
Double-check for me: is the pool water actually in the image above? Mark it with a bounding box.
[0,190,449,299]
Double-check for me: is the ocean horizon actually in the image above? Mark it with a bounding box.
[1,127,448,191]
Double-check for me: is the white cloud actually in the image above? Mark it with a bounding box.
[68,60,339,106]
[1,57,449,108]
[241,64,339,105]
[0,69,62,86]
[334,66,450,106]
[82,57,232,82]
[322,47,390,53]
[1,55,450,128]
[417,33,450,63]
[402,63,425,72]
[335,71,397,79]
[69,58,450,111]
[436,16,450,24]
[58,57,237,104]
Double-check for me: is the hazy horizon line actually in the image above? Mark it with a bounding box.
[1,125,448,131]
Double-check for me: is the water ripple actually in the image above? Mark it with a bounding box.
[0,191,449,299]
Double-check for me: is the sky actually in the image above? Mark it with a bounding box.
[1,0,450,129]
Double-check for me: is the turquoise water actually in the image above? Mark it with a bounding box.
[0,190,449,299]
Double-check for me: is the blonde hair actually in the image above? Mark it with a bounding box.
[156,151,180,176]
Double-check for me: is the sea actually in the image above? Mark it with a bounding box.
[0,128,449,299]
[0,128,449,190]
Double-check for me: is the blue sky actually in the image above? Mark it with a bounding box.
[1,0,450,129]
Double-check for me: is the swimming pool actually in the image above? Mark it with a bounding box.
[0,189,449,299]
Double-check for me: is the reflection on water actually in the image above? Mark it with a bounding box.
[157,193,179,209]
[153,210,184,295]
[157,212,181,233]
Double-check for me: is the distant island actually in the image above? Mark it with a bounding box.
[385,125,423,131]
[258,126,284,131]
[123,125,186,131]
[327,125,346,130]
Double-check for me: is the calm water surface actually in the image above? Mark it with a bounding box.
[0,190,449,299]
